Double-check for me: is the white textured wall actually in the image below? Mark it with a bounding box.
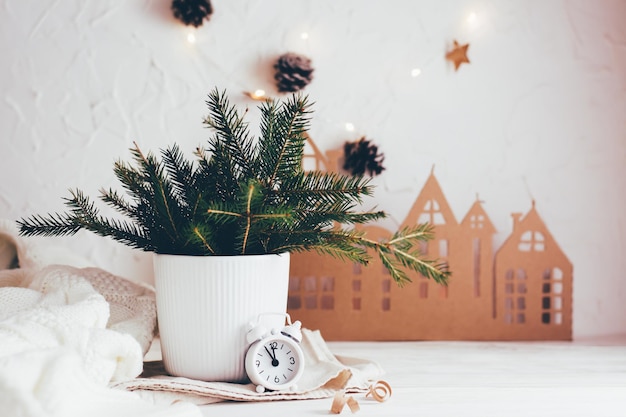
[1,0,625,338]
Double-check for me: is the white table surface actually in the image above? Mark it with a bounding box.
[188,335,626,417]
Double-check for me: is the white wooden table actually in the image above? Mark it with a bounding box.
[197,336,626,417]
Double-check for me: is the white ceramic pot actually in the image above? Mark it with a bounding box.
[153,252,290,382]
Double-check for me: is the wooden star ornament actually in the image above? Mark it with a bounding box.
[445,40,470,71]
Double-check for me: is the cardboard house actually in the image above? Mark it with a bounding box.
[288,137,573,340]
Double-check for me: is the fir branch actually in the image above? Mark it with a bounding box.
[274,171,374,205]
[65,189,153,250]
[298,209,385,226]
[203,88,256,179]
[355,225,450,286]
[112,159,149,204]
[378,251,410,286]
[393,248,449,284]
[283,243,370,265]
[131,142,180,239]
[206,208,244,218]
[161,144,198,216]
[387,223,434,246]
[257,99,279,177]
[201,141,241,201]
[258,94,311,187]
[193,226,214,254]
[18,212,82,237]
[19,189,155,250]
[99,188,136,218]
[241,182,255,254]
[264,228,369,262]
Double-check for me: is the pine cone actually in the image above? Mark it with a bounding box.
[343,137,386,177]
[171,0,213,28]
[274,52,314,93]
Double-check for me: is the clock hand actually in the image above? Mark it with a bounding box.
[264,346,275,360]
[269,345,279,367]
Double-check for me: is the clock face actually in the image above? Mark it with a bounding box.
[249,337,303,389]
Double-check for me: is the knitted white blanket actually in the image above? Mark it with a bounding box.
[0,220,200,417]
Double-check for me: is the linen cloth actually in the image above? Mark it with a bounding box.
[114,329,383,405]
[0,219,383,414]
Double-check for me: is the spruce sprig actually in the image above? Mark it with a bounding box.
[17,88,449,286]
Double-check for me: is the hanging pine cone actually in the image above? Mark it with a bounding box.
[171,0,213,28]
[274,52,314,93]
[343,137,386,177]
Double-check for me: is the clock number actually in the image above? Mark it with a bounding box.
[274,376,280,383]
[289,356,295,365]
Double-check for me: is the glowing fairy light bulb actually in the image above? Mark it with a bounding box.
[252,89,266,99]
[244,90,267,101]
[466,11,482,30]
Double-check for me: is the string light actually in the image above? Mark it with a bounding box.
[466,11,481,31]
[244,90,267,101]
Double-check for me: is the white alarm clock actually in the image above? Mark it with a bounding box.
[244,314,305,393]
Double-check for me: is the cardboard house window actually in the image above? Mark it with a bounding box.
[418,199,445,225]
[439,239,448,257]
[470,214,485,229]
[320,295,334,310]
[352,279,361,311]
[472,237,481,297]
[287,277,301,310]
[287,295,301,310]
[504,268,527,324]
[518,231,545,252]
[542,267,564,325]
[419,282,428,298]
[304,276,316,292]
[381,280,392,310]
[321,276,335,292]
[419,240,428,255]
[321,277,336,310]
[287,276,336,311]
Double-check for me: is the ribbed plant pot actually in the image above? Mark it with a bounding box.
[153,252,290,382]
